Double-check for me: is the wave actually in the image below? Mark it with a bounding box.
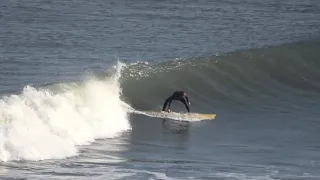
[0,62,131,162]
[1,40,319,162]
[120,40,320,112]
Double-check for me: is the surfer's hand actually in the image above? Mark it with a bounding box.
[188,102,191,106]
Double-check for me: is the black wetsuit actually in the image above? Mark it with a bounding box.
[162,91,190,112]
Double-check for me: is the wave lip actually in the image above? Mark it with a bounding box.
[0,62,131,162]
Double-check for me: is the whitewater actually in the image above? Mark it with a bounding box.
[0,63,131,162]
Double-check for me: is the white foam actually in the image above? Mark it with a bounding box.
[215,172,275,180]
[0,62,131,162]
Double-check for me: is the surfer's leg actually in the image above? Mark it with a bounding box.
[162,98,171,111]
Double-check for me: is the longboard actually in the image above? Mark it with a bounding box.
[138,111,216,121]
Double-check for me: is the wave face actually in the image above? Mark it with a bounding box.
[121,40,320,113]
[0,63,131,162]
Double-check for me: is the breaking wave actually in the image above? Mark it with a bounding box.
[0,62,131,162]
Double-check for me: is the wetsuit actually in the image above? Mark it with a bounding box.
[162,91,190,112]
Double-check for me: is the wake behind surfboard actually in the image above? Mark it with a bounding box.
[136,111,216,121]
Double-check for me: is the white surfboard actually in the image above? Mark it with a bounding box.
[137,111,216,121]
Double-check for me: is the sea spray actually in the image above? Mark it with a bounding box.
[0,62,131,162]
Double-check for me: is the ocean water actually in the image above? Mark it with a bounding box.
[1,0,320,179]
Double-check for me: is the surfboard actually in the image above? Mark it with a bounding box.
[138,111,216,121]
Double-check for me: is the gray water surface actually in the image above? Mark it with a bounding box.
[1,0,320,179]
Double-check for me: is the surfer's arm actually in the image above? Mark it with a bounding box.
[185,104,190,112]
[178,98,190,112]
[185,96,190,104]
[181,101,190,112]
[185,101,190,112]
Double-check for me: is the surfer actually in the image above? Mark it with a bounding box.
[162,91,191,113]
